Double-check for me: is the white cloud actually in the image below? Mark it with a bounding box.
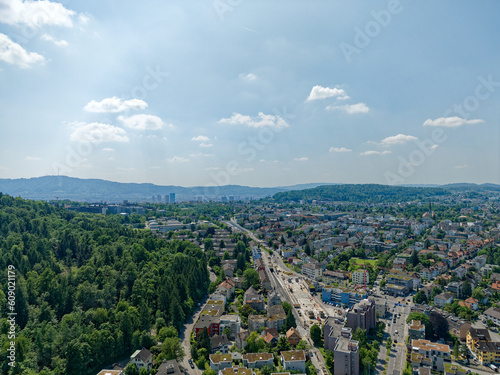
[84,97,148,113]
[0,0,76,27]
[0,33,44,68]
[167,156,189,163]
[191,135,210,142]
[148,166,161,169]
[25,156,41,161]
[219,112,289,129]
[455,164,468,169]
[70,122,129,143]
[239,73,258,82]
[327,103,369,114]
[379,134,418,147]
[190,153,214,158]
[329,147,352,153]
[360,150,391,156]
[40,33,68,47]
[102,148,115,152]
[200,143,213,148]
[306,85,349,101]
[423,116,484,128]
[294,157,309,162]
[205,167,220,171]
[118,114,164,130]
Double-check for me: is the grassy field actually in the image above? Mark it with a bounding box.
[350,258,377,266]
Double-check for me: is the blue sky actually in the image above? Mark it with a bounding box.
[0,0,499,187]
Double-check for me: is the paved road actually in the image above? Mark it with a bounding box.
[381,295,411,375]
[179,295,209,375]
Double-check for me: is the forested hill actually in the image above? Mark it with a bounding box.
[270,184,451,203]
[0,193,209,375]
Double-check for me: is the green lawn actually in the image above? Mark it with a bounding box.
[351,258,377,266]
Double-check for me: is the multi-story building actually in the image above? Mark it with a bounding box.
[466,328,491,355]
[248,315,266,332]
[322,270,350,287]
[411,339,451,373]
[334,338,359,375]
[219,315,241,340]
[244,287,265,311]
[352,269,369,286]
[302,263,323,281]
[434,292,454,308]
[268,290,281,307]
[242,353,274,369]
[194,315,221,337]
[408,320,426,340]
[281,351,306,373]
[323,317,359,375]
[476,342,500,365]
[446,281,463,298]
[484,307,500,326]
[346,299,376,331]
[209,354,233,371]
[322,287,367,307]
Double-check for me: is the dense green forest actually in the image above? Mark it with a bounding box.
[0,194,210,375]
[270,184,451,203]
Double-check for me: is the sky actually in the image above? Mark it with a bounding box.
[0,0,499,187]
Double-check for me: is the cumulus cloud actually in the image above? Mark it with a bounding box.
[423,116,484,128]
[200,143,213,148]
[379,134,418,147]
[40,33,68,47]
[329,147,352,153]
[0,0,76,27]
[84,97,148,113]
[0,33,44,68]
[167,156,189,163]
[306,85,349,101]
[455,164,468,169]
[360,150,391,156]
[102,148,115,152]
[70,122,129,143]
[25,156,41,161]
[118,114,164,130]
[294,157,309,162]
[326,103,369,114]
[219,112,289,129]
[191,135,210,142]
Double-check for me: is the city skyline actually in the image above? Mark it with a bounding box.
[1,0,499,187]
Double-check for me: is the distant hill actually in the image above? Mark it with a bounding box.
[270,184,452,203]
[441,183,500,191]
[0,176,327,202]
